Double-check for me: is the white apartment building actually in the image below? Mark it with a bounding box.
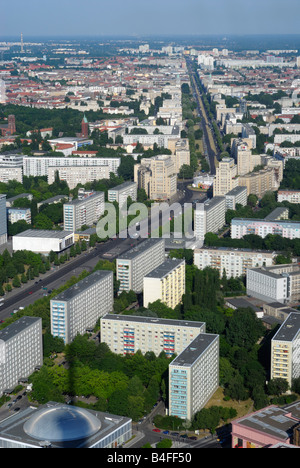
[100,315,206,357]
[51,270,114,344]
[246,264,300,304]
[271,312,300,387]
[107,181,137,207]
[0,166,23,184]
[116,238,165,293]
[47,165,110,189]
[278,190,300,204]
[194,196,226,241]
[23,156,120,177]
[194,247,276,278]
[169,333,219,421]
[7,207,31,225]
[12,230,74,255]
[143,258,185,308]
[225,186,248,211]
[63,190,105,231]
[0,194,7,245]
[213,158,239,197]
[0,317,43,397]
[231,218,300,240]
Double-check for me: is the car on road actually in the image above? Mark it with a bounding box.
[152,429,161,433]
[189,436,197,441]
[171,432,179,436]
[163,431,169,435]
[28,291,33,294]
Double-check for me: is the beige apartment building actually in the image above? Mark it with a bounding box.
[238,167,275,198]
[143,258,185,309]
[100,314,206,357]
[271,312,300,387]
[173,138,190,173]
[213,157,239,196]
[194,246,276,278]
[134,155,177,200]
[0,166,23,184]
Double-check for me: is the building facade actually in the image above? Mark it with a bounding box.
[194,247,276,278]
[271,312,300,387]
[194,196,226,241]
[100,314,205,357]
[107,181,137,207]
[116,238,165,293]
[213,158,238,197]
[51,270,114,344]
[168,333,219,421]
[143,258,185,308]
[0,317,43,397]
[63,190,105,231]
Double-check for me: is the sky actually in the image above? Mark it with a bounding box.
[1,0,300,39]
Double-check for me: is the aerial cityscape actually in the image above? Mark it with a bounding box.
[1,0,300,452]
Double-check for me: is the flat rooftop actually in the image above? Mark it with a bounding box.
[108,181,136,192]
[14,229,73,239]
[144,257,185,279]
[101,314,205,330]
[117,238,165,261]
[273,312,300,342]
[0,316,41,342]
[52,270,113,302]
[170,333,219,367]
[235,405,299,442]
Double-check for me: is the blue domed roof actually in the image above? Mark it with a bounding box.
[23,405,101,442]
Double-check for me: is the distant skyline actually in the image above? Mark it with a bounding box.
[1,0,300,39]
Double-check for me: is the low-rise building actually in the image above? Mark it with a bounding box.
[246,264,300,304]
[12,229,74,255]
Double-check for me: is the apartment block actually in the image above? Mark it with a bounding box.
[0,194,7,245]
[278,190,300,204]
[143,258,185,308]
[134,155,177,201]
[194,196,226,241]
[213,158,239,197]
[116,238,165,293]
[271,312,300,387]
[0,317,43,397]
[47,165,110,189]
[225,186,247,210]
[238,167,275,198]
[169,333,219,420]
[107,181,137,207]
[0,166,23,184]
[236,144,261,176]
[246,264,300,304]
[100,314,205,357]
[173,138,190,173]
[231,218,300,240]
[194,246,276,278]
[7,207,31,225]
[50,270,114,344]
[23,156,120,177]
[63,190,105,231]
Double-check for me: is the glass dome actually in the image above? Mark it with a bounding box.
[23,405,101,442]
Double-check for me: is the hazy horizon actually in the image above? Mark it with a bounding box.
[1,0,300,39]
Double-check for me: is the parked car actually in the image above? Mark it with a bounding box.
[152,428,161,433]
